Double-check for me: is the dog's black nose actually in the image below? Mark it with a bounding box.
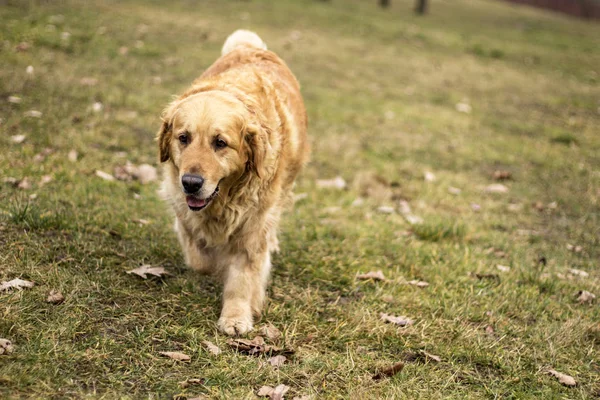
[182,174,204,193]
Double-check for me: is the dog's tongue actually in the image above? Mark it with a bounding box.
[186,196,207,208]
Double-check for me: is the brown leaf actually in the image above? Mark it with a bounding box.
[17,178,32,190]
[568,268,589,278]
[407,280,429,288]
[268,355,287,368]
[79,77,98,86]
[135,164,157,184]
[373,361,404,380]
[179,378,205,388]
[39,175,52,186]
[228,336,293,356]
[24,110,42,118]
[485,325,495,335]
[493,170,512,181]
[380,313,414,327]
[159,351,190,362]
[316,176,346,190]
[202,340,221,356]
[126,265,168,279]
[16,42,30,51]
[473,272,500,281]
[260,324,282,340]
[547,369,576,387]
[11,135,26,144]
[357,270,386,281]
[421,351,441,362]
[0,278,35,292]
[0,339,14,355]
[257,384,290,399]
[68,149,78,162]
[95,170,115,181]
[576,290,595,304]
[46,290,64,304]
[485,184,509,193]
[496,265,510,272]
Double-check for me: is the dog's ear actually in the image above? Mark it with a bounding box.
[157,119,172,163]
[245,125,270,178]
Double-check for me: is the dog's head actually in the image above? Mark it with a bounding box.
[158,91,270,211]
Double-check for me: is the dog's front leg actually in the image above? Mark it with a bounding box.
[218,251,271,336]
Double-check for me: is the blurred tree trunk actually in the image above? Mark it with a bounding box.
[415,0,427,14]
[379,0,390,8]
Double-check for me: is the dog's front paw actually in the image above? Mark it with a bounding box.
[218,314,253,336]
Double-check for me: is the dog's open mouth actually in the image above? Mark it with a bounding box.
[186,186,219,211]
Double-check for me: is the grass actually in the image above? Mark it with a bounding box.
[1,0,599,398]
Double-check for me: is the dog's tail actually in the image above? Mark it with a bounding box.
[221,29,267,56]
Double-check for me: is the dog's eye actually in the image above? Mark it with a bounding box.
[214,138,227,149]
[178,133,189,145]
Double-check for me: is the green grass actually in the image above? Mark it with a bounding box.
[1,0,599,398]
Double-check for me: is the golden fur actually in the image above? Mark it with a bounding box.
[158,30,308,335]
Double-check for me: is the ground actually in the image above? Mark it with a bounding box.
[1,0,599,398]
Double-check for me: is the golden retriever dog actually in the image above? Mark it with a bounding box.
[157,30,309,335]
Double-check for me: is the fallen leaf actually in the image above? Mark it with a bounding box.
[0,278,35,292]
[127,265,168,279]
[202,340,221,356]
[136,164,157,184]
[17,177,32,190]
[566,244,583,253]
[356,270,386,281]
[92,102,103,112]
[373,361,404,380]
[485,325,495,335]
[377,206,395,214]
[46,290,64,304]
[268,355,287,368]
[293,192,308,202]
[455,102,472,114]
[24,110,42,118]
[532,201,545,211]
[159,351,190,362]
[547,369,576,387]
[448,186,461,195]
[507,203,522,212]
[398,200,423,225]
[227,336,293,356]
[316,176,346,190]
[8,95,22,104]
[11,135,26,144]
[179,378,205,388]
[257,384,290,399]
[119,46,129,55]
[132,218,150,226]
[39,175,52,186]
[485,184,509,193]
[424,171,436,182]
[568,268,589,278]
[95,170,115,181]
[421,351,441,362]
[473,272,500,280]
[3,177,18,185]
[68,149,78,162]
[493,170,512,181]
[260,324,282,340]
[16,42,31,51]
[0,339,14,355]
[380,313,414,327]
[496,265,510,272]
[79,77,98,86]
[576,290,595,304]
[407,280,429,288]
